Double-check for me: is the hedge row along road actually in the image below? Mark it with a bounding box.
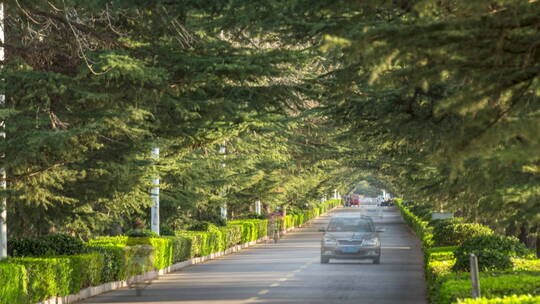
[80,204,427,304]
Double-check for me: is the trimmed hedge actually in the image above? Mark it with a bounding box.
[453,235,533,271]
[512,258,540,271]
[228,219,268,244]
[397,199,540,304]
[7,257,72,303]
[65,253,104,294]
[433,223,493,247]
[2,198,341,303]
[395,198,434,248]
[436,272,540,304]
[0,263,28,304]
[457,295,540,304]
[8,234,87,257]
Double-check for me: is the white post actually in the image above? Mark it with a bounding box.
[219,145,227,219]
[0,2,7,260]
[150,147,159,235]
[470,253,481,298]
[255,200,261,215]
[220,206,227,219]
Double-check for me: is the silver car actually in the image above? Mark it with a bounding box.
[320,215,382,264]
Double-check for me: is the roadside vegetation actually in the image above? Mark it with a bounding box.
[0,199,340,304]
[396,200,540,304]
[1,0,539,303]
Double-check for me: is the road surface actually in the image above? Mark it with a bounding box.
[81,205,427,304]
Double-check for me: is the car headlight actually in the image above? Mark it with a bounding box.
[323,238,338,246]
[362,238,379,246]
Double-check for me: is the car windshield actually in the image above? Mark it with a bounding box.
[327,218,374,232]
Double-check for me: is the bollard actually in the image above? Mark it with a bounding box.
[470,253,481,299]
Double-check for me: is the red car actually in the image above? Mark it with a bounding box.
[346,195,361,207]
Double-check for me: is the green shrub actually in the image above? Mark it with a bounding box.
[9,257,72,302]
[429,217,464,228]
[228,220,260,243]
[187,221,214,231]
[160,225,175,236]
[237,212,267,220]
[125,229,159,237]
[162,236,191,263]
[436,272,540,304]
[453,235,533,271]
[395,199,434,247]
[65,253,104,294]
[512,258,540,271]
[457,295,540,304]
[433,223,494,247]
[222,224,242,248]
[0,263,28,304]
[87,244,126,281]
[427,259,456,280]
[425,246,458,300]
[427,246,458,261]
[8,234,87,257]
[124,237,173,270]
[8,237,50,257]
[89,240,154,279]
[408,204,435,221]
[175,231,209,257]
[122,245,154,278]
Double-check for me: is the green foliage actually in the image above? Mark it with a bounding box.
[7,254,103,302]
[125,229,159,237]
[433,223,494,247]
[395,199,434,248]
[220,224,242,248]
[187,221,216,231]
[65,253,104,294]
[512,258,540,271]
[162,236,192,264]
[425,246,458,301]
[0,263,28,304]
[436,273,540,304]
[427,246,457,265]
[453,235,533,271]
[90,236,173,271]
[228,220,261,244]
[86,244,127,282]
[8,257,71,302]
[8,234,87,257]
[0,199,332,303]
[7,238,50,257]
[457,295,540,304]
[408,204,435,221]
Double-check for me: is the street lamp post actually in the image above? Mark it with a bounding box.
[219,145,227,220]
[0,2,7,260]
[150,147,160,235]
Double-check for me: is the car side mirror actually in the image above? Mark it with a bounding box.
[318,227,326,232]
[376,227,385,232]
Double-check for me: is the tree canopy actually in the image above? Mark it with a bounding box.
[1,0,539,248]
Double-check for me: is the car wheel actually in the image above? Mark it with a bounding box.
[373,257,380,264]
[321,256,330,264]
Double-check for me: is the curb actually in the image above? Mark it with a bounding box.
[36,207,338,304]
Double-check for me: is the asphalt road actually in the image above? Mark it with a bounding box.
[81,205,427,304]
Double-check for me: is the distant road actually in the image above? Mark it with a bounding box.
[81,206,427,304]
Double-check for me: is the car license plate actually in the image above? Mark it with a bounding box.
[341,246,358,253]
